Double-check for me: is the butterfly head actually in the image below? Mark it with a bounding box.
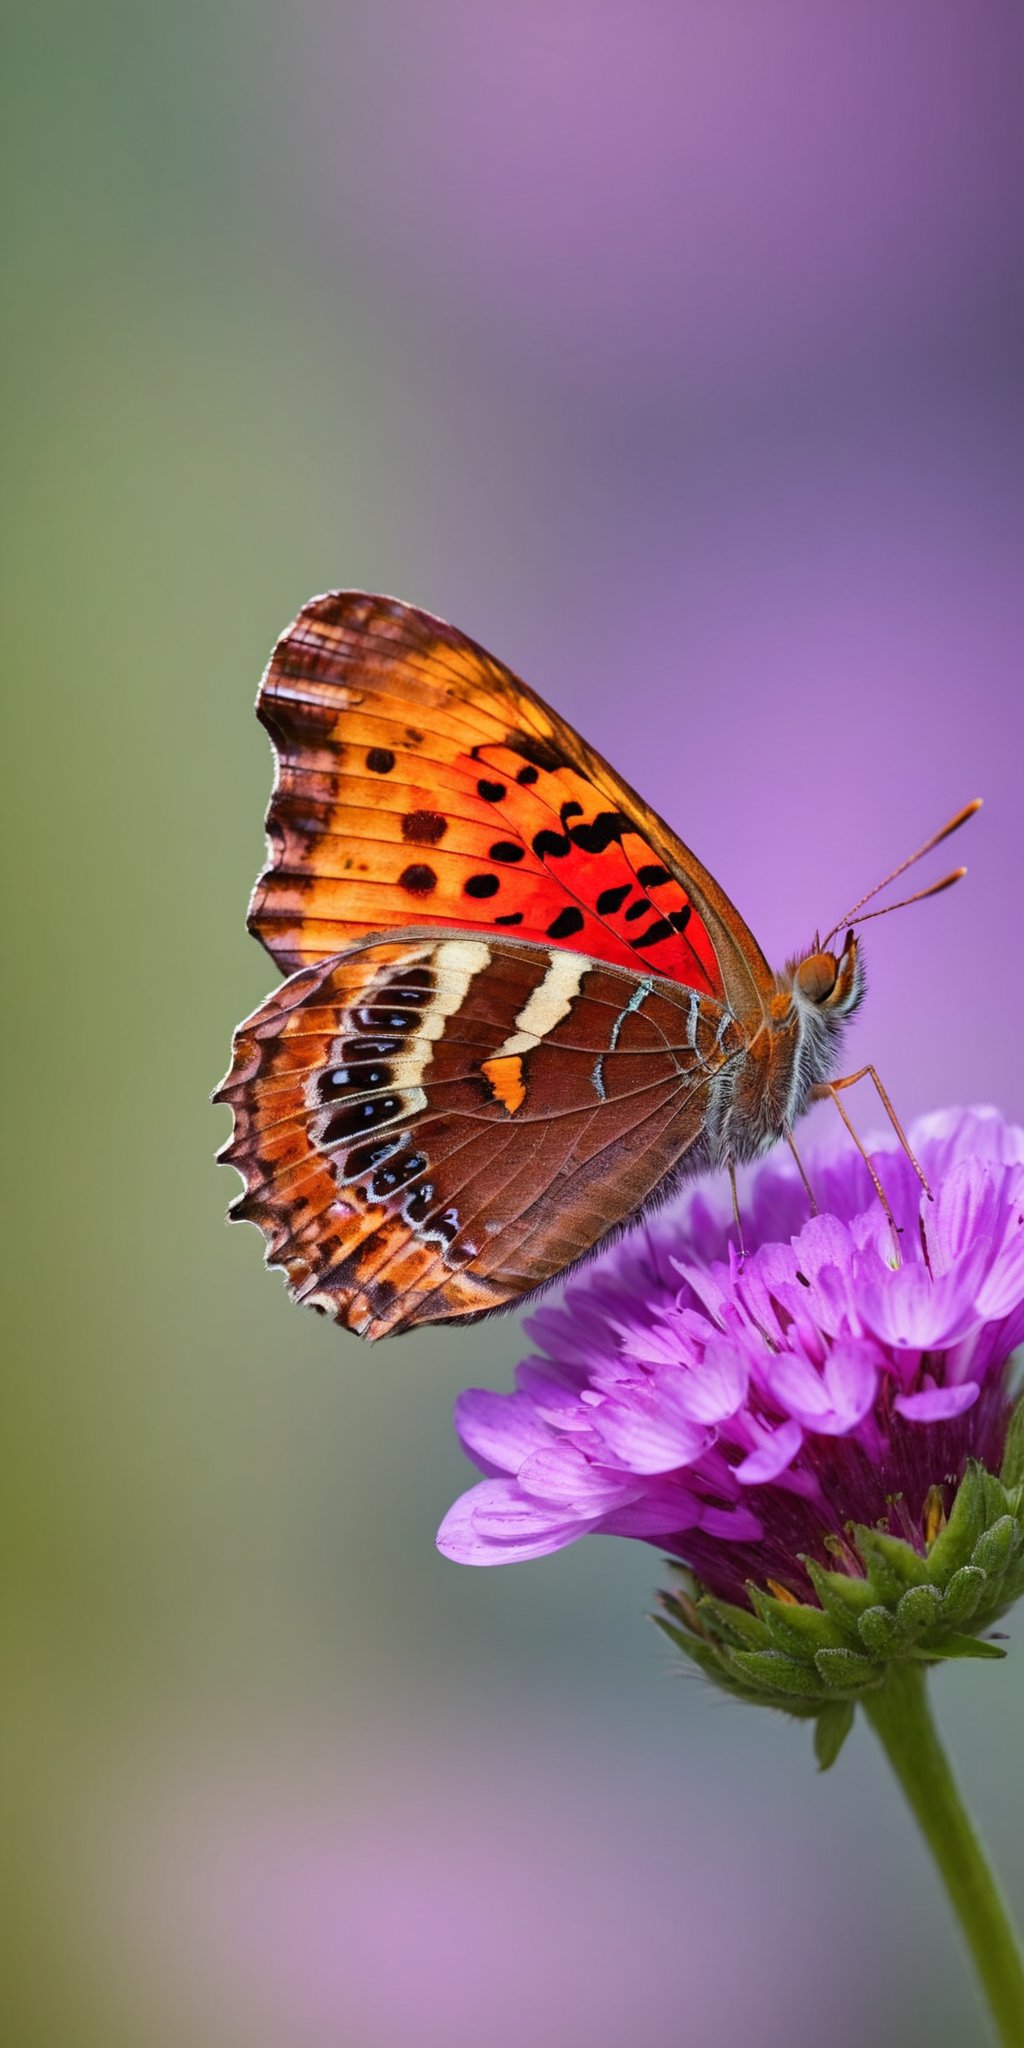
[790,928,864,1023]
[758,929,865,1126]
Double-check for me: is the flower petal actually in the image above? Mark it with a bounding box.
[588,1393,709,1474]
[674,1339,750,1423]
[768,1342,878,1435]
[436,1479,595,1564]
[733,1418,803,1485]
[599,1486,701,1538]
[454,1387,554,1474]
[894,1381,980,1422]
[517,1443,637,1509]
[698,1501,764,1541]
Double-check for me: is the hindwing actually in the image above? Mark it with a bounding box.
[215,932,744,1338]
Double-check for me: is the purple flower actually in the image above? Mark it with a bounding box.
[438,1108,1024,1604]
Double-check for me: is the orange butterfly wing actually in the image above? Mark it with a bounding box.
[248,592,772,1014]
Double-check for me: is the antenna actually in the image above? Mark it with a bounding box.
[821,799,981,949]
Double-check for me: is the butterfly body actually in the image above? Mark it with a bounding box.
[216,592,864,1338]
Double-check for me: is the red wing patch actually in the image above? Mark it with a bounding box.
[249,592,727,996]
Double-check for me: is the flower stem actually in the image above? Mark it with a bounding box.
[862,1660,1024,2046]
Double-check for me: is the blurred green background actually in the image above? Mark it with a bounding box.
[5,6,1022,2044]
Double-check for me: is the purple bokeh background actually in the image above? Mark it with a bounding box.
[291,3,1023,1121]
[9,6,1023,2045]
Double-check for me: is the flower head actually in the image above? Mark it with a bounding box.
[439,1108,1024,1711]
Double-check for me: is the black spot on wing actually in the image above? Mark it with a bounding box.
[404,1181,437,1223]
[399,863,438,897]
[633,917,675,947]
[371,1151,427,1197]
[319,1062,394,1100]
[402,810,447,844]
[341,1036,401,1061]
[345,1137,402,1178]
[323,1096,404,1144]
[365,747,396,775]
[355,1006,420,1033]
[546,907,585,940]
[532,828,571,859]
[569,810,628,854]
[399,967,435,997]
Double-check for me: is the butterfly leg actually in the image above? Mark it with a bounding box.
[784,1127,818,1217]
[727,1157,747,1259]
[815,1083,902,1261]
[813,1066,932,1199]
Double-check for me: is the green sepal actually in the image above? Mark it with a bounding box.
[814,1700,855,1771]
[980,1466,1012,1525]
[971,1515,1019,1579]
[746,1585,847,1661]
[802,1558,878,1632]
[929,1632,1007,1662]
[651,1614,733,1686]
[727,1648,821,1698]
[1000,1373,1024,1488]
[696,1593,771,1652]
[813,1646,882,1692]
[895,1583,945,1640]
[856,1605,902,1656]
[924,1461,990,1582]
[655,1451,1021,1754]
[939,1564,987,1625]
[855,1526,932,1597]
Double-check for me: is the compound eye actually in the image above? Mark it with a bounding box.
[795,952,838,1004]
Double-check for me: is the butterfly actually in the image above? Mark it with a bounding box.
[215,591,977,1339]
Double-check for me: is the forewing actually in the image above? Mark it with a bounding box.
[248,592,771,1007]
[214,932,744,1338]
